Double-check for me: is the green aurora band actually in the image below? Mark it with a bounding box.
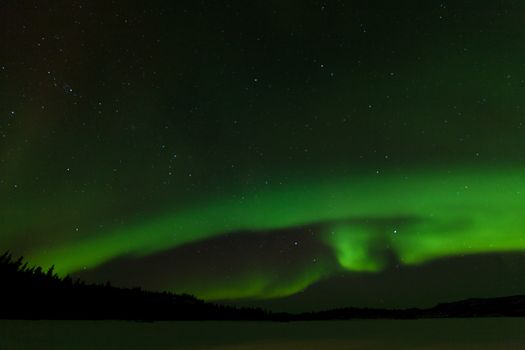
[15,165,525,300]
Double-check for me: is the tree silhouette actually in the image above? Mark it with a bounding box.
[0,252,270,321]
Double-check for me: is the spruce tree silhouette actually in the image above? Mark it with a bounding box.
[0,252,271,321]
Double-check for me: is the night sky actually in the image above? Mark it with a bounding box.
[2,1,525,312]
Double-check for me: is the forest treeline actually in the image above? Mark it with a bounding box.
[1,251,524,321]
[0,252,271,320]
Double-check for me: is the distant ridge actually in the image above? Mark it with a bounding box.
[291,295,525,320]
[0,252,269,321]
[1,252,524,321]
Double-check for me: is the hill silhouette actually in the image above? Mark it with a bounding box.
[1,252,524,321]
[0,252,270,321]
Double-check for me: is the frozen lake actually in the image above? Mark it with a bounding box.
[1,318,525,349]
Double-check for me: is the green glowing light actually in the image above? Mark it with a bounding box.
[24,165,525,302]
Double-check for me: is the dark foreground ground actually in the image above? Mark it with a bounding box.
[1,318,525,350]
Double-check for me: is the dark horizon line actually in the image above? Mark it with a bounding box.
[1,251,524,321]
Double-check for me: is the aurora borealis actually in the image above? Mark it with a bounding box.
[2,1,525,311]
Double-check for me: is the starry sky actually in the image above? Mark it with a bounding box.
[2,1,525,312]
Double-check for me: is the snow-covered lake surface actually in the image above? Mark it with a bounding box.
[1,318,525,349]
